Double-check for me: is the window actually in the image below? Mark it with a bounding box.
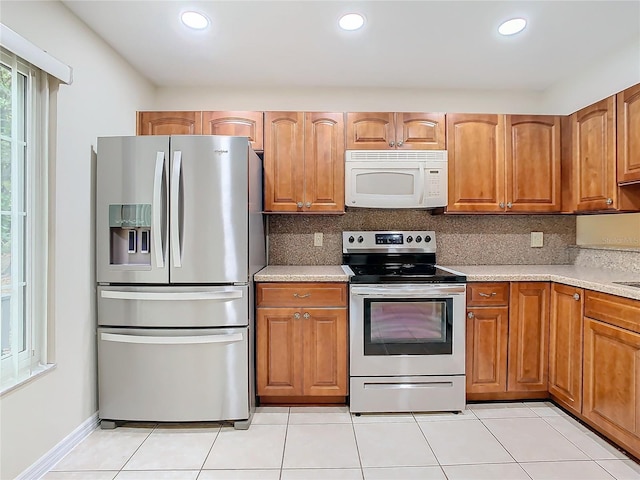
[0,48,49,391]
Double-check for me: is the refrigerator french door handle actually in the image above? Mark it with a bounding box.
[100,290,243,301]
[171,150,182,268]
[100,332,244,345]
[153,151,165,268]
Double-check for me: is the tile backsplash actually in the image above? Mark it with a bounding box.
[267,210,576,266]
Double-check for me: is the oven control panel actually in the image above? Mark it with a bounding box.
[343,231,436,253]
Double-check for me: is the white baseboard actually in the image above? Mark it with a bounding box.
[16,412,99,480]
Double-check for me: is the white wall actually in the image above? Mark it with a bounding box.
[0,2,155,478]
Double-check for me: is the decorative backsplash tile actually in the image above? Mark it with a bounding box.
[267,210,576,266]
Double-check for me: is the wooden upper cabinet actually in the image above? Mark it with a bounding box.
[507,282,550,392]
[548,283,583,415]
[346,112,445,150]
[572,96,617,211]
[264,112,344,213]
[264,112,304,212]
[446,114,505,213]
[617,83,640,184]
[202,111,264,151]
[506,115,561,212]
[137,111,202,135]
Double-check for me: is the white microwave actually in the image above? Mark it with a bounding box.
[345,150,448,209]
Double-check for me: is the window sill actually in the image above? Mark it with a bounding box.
[1,363,56,397]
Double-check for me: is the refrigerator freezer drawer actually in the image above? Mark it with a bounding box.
[97,285,248,327]
[98,327,249,422]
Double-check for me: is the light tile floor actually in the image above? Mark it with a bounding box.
[43,402,640,480]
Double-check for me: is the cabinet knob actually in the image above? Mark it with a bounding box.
[305,202,311,208]
[499,202,505,209]
[297,201,303,208]
[606,198,613,205]
[294,312,301,319]
[478,292,497,298]
[389,140,395,147]
[573,293,580,301]
[506,202,513,208]
[467,311,475,319]
[303,312,310,319]
[397,140,404,147]
[293,293,311,298]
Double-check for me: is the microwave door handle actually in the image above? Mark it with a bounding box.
[418,165,425,205]
[152,151,165,268]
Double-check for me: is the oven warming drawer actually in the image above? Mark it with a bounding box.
[350,375,466,413]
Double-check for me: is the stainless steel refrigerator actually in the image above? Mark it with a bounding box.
[96,135,265,429]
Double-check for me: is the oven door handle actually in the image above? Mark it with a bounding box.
[351,286,466,296]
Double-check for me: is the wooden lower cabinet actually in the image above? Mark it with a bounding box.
[256,283,348,403]
[548,284,584,415]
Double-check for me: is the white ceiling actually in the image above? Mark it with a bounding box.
[62,1,640,92]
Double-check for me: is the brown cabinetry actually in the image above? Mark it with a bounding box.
[264,112,344,213]
[346,112,445,150]
[256,282,348,403]
[617,83,640,184]
[548,283,584,415]
[447,114,561,213]
[466,282,549,400]
[583,290,640,459]
[137,111,264,150]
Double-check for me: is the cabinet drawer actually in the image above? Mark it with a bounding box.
[467,282,510,306]
[257,283,347,307]
[585,290,640,334]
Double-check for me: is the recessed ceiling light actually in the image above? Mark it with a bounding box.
[181,11,210,30]
[498,18,527,36]
[339,13,365,31]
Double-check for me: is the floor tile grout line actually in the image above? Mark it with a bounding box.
[277,407,291,479]
[349,415,366,480]
[197,423,222,474]
[115,422,157,474]
[413,411,451,479]
[474,413,526,468]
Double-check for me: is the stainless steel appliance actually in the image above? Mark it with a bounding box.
[343,231,466,413]
[96,135,264,429]
[345,150,448,209]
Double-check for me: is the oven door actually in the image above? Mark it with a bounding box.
[350,284,466,377]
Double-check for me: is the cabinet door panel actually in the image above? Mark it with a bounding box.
[256,308,302,396]
[304,113,345,212]
[396,113,446,150]
[202,111,263,151]
[583,317,640,456]
[548,284,583,414]
[446,114,505,212]
[137,111,202,135]
[573,97,617,211]
[264,112,304,212]
[507,283,549,392]
[617,83,640,184]
[346,113,394,150]
[466,306,509,394]
[506,115,561,212]
[303,308,348,396]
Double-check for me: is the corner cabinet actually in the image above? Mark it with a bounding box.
[466,282,549,400]
[447,114,561,213]
[548,283,584,415]
[617,83,640,184]
[256,282,348,403]
[345,112,446,150]
[264,112,344,213]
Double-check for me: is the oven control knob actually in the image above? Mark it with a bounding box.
[424,235,432,243]
[348,236,355,243]
[415,235,422,243]
[357,235,364,243]
[406,236,413,243]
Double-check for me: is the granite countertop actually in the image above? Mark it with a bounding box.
[254,265,351,283]
[443,265,640,301]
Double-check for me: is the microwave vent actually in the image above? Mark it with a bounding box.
[346,150,447,162]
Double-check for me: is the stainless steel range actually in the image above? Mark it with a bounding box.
[343,231,467,414]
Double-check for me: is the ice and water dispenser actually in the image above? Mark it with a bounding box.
[109,204,152,266]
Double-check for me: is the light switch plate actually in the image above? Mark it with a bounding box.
[314,232,323,247]
[531,231,544,248]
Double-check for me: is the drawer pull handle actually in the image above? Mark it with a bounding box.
[478,292,497,298]
[293,293,311,298]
